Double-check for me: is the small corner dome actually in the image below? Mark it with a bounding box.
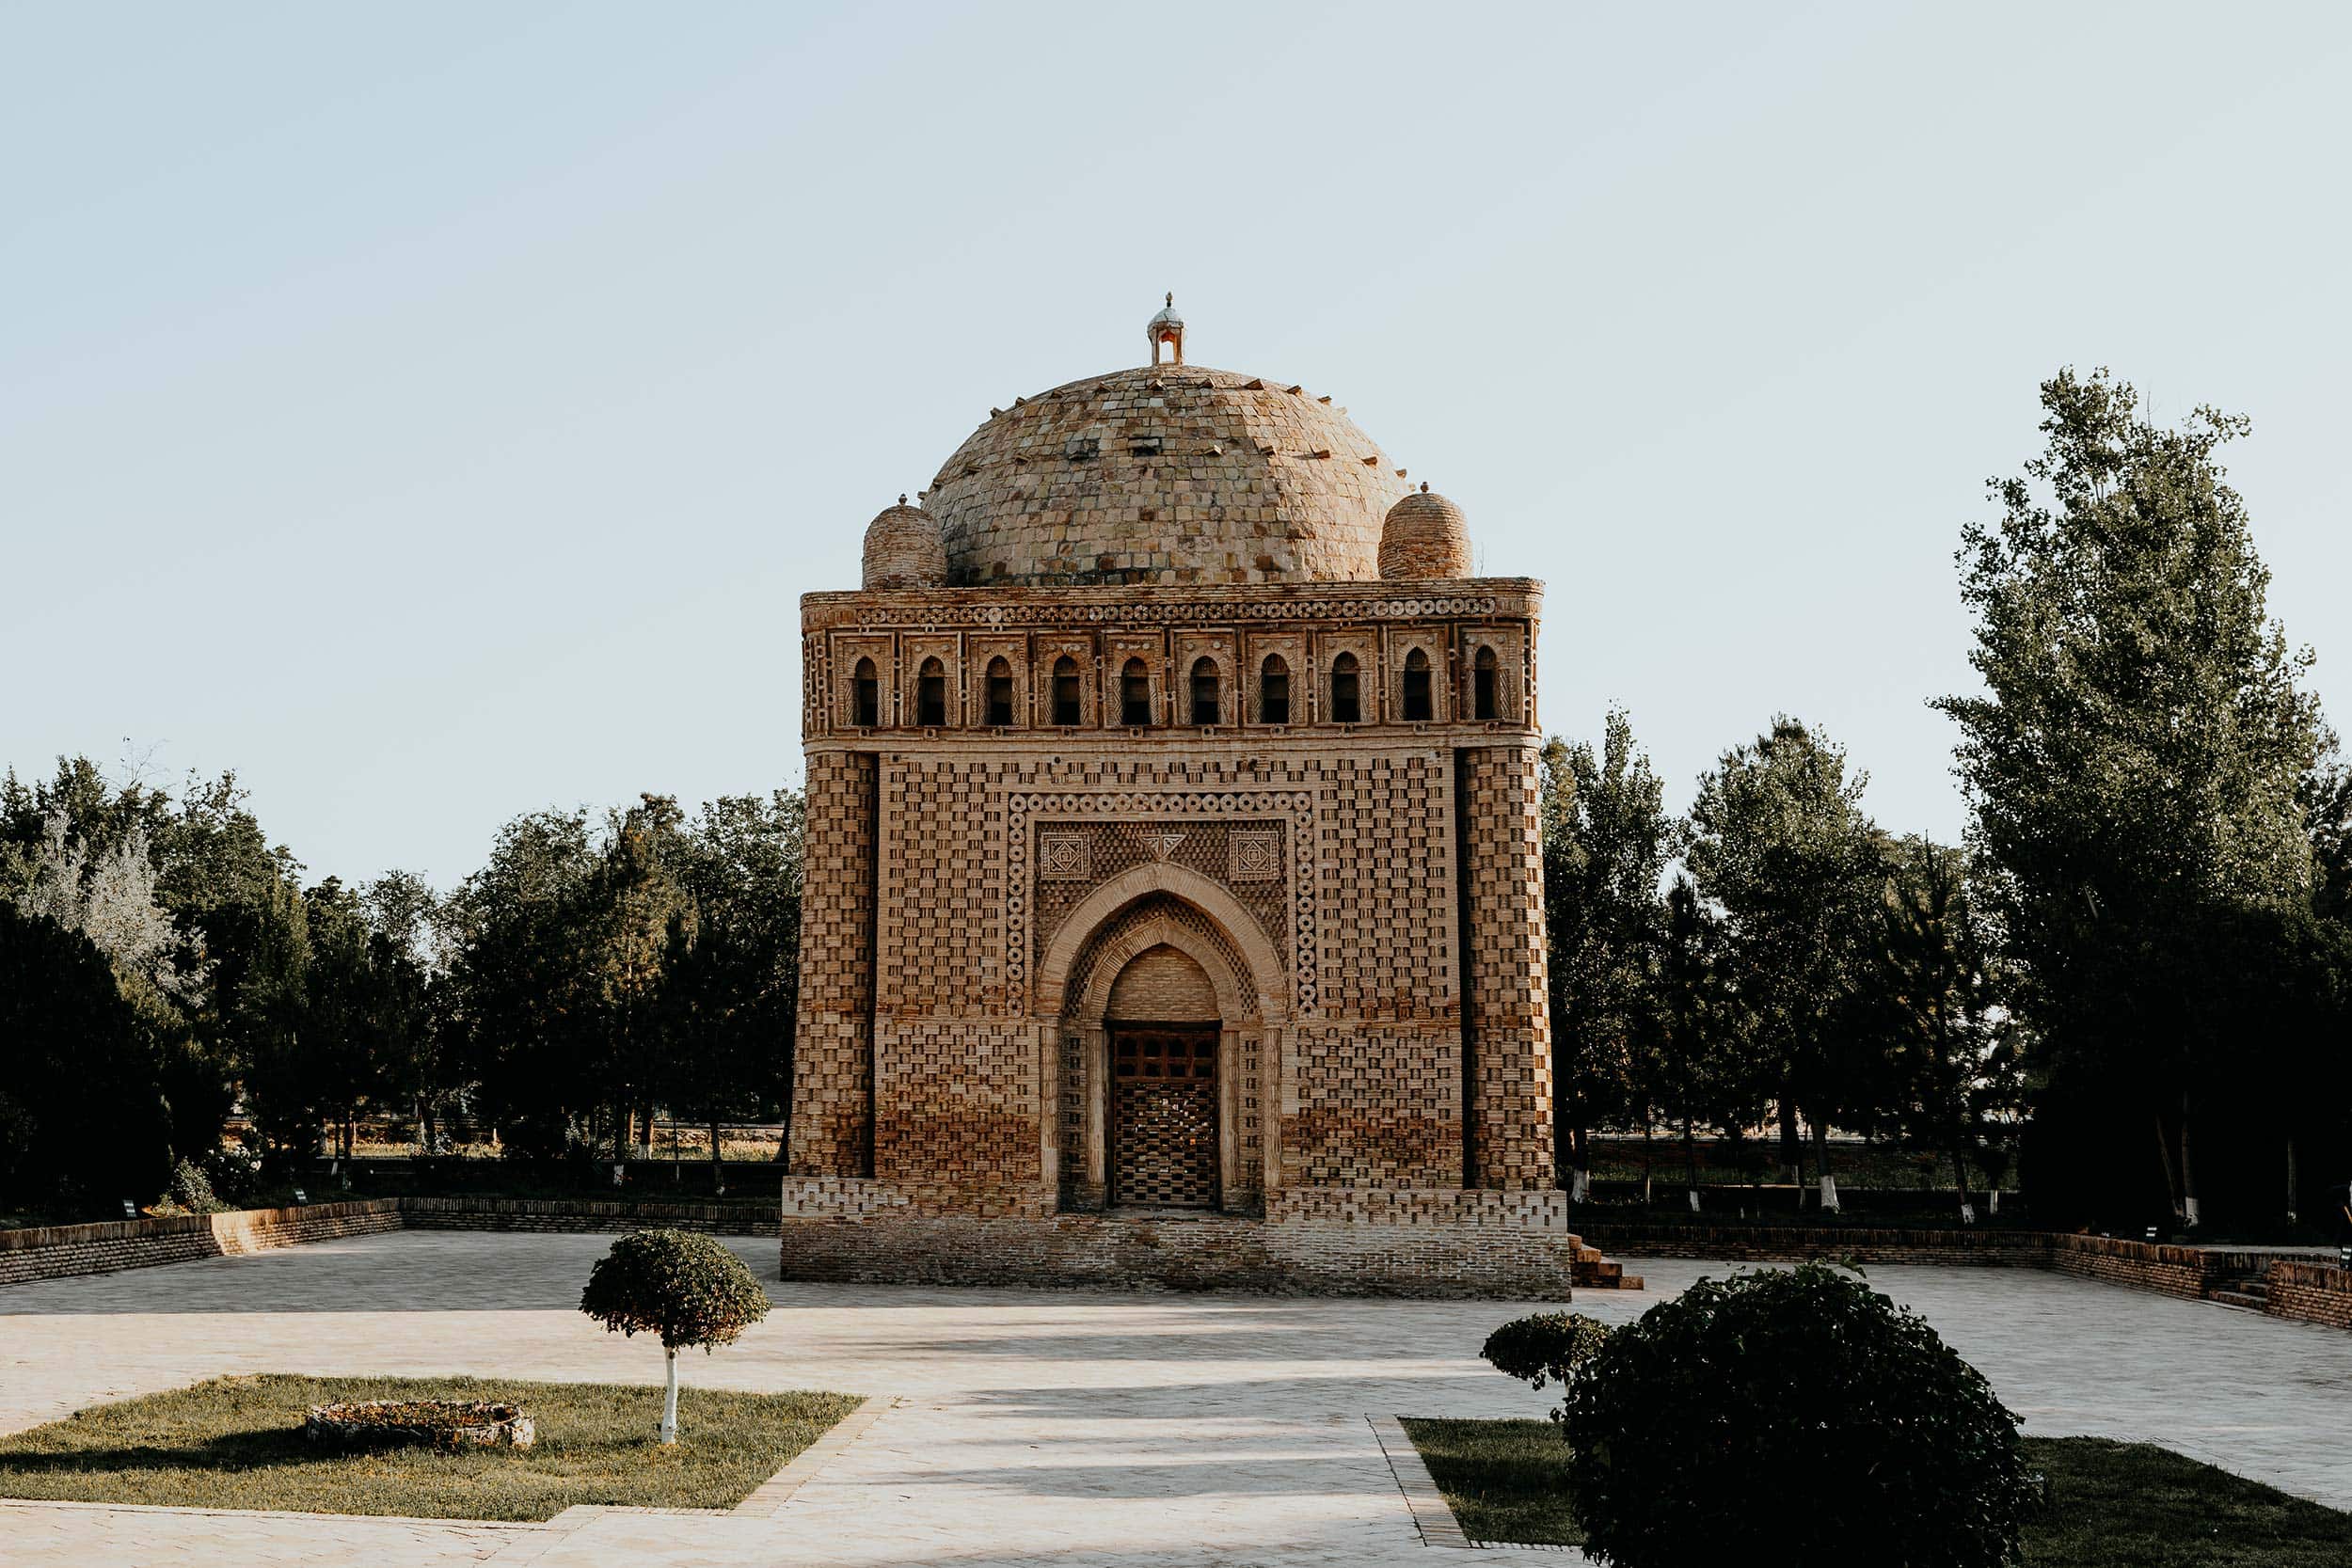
[1378,483,1470,580]
[863,495,946,590]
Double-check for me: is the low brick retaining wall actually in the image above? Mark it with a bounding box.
[2044,1234,2225,1298]
[1577,1222,2051,1267]
[2265,1260,2352,1329]
[0,1199,400,1287]
[400,1196,775,1237]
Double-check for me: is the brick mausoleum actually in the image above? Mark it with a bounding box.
[779,299,1629,1297]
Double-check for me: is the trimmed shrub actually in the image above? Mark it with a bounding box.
[579,1228,772,1443]
[1563,1262,2038,1567]
[1480,1312,1613,1423]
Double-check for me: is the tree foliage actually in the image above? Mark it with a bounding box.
[1683,718,1886,1207]
[1935,369,2337,1223]
[1540,712,1673,1190]
[578,1227,772,1353]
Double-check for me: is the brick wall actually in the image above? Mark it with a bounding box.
[2045,1234,2219,1297]
[401,1196,776,1237]
[1576,1222,2054,1267]
[2265,1260,2352,1330]
[778,1181,1613,1299]
[0,1200,399,1288]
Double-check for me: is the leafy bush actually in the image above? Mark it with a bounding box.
[1480,1312,1613,1423]
[578,1229,772,1444]
[1562,1262,2038,1568]
[153,1158,229,1215]
[200,1144,262,1207]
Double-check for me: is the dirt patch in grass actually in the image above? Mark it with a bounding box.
[1399,1421,2352,1564]
[0,1374,861,1520]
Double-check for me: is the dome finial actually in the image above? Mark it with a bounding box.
[898,493,908,505]
[1420,481,1429,493]
[1147,293,1185,367]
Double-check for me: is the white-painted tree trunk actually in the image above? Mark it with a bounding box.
[2183,1195,2202,1227]
[1959,1201,1976,1225]
[1568,1168,1590,1203]
[1818,1173,1840,1213]
[1989,1188,1999,1215]
[659,1347,680,1445]
[1687,1188,1702,1214]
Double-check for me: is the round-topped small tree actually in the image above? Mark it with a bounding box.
[579,1228,772,1445]
[1562,1261,2039,1567]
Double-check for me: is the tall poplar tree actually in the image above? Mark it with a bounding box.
[1935,369,2331,1225]
[1541,710,1673,1199]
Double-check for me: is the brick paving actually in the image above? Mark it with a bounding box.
[3,1229,2348,1565]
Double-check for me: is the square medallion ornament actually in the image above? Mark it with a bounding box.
[1040,832,1092,882]
[1230,830,1282,882]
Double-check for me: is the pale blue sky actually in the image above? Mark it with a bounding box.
[5,2,2347,889]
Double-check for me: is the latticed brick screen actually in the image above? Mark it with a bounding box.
[1112,1029,1219,1208]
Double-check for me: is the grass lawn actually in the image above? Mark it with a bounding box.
[1400,1419,2352,1566]
[0,1374,861,1520]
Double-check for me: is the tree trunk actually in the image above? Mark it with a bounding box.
[1683,1113,1702,1212]
[1778,1099,1803,1194]
[710,1115,725,1197]
[2153,1106,2185,1223]
[1951,1139,1975,1225]
[659,1346,680,1445]
[1812,1117,1838,1213]
[2286,1135,2299,1227]
[1640,1121,1654,1206]
[2179,1093,2201,1228]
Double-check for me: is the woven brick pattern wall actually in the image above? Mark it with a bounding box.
[788,750,879,1177]
[1287,1023,1459,1189]
[874,1018,1041,1196]
[0,1201,400,1288]
[1457,746,1554,1190]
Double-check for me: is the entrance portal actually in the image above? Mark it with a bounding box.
[1110,1025,1219,1209]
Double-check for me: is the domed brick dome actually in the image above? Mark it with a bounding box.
[1378,483,1471,579]
[862,496,946,589]
[922,364,1415,586]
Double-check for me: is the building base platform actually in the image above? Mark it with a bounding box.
[777,1179,1639,1300]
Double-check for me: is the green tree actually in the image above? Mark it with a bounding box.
[0,903,172,1208]
[1683,718,1887,1212]
[585,796,692,1160]
[1935,369,2332,1226]
[1645,876,1745,1211]
[660,789,804,1192]
[578,1228,772,1445]
[1540,712,1673,1200]
[1866,840,2024,1221]
[444,808,601,1156]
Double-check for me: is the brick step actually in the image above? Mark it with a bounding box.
[2208,1288,2270,1310]
[1570,1246,1642,1291]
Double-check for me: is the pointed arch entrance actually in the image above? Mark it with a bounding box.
[1034,865,1285,1215]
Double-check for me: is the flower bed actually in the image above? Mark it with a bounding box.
[305,1399,534,1449]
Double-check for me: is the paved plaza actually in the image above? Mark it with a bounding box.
[3,1230,2347,1566]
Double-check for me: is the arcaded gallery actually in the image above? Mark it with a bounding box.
[779,300,1630,1297]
